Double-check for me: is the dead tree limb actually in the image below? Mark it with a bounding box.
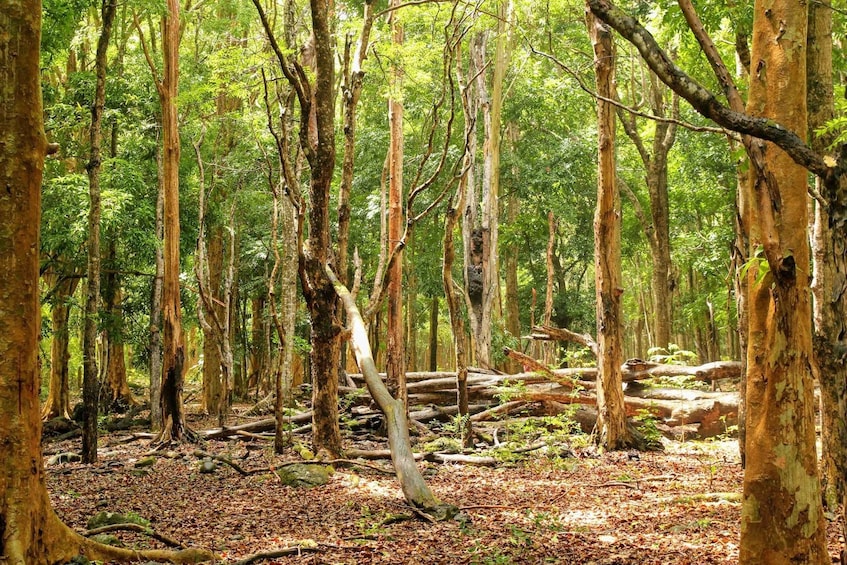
[530,324,599,356]
[327,265,457,519]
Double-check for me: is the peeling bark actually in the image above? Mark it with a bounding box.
[586,5,631,450]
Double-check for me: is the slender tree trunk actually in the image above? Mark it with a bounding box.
[446,58,475,446]
[386,1,406,405]
[739,1,827,560]
[406,254,418,373]
[336,4,374,287]
[328,267,456,518]
[249,294,267,394]
[42,274,79,420]
[504,123,521,373]
[82,0,116,463]
[616,72,677,352]
[149,146,165,431]
[477,0,509,370]
[200,225,224,417]
[543,211,556,364]
[428,295,439,372]
[587,6,631,450]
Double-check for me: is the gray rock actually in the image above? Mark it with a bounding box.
[199,459,217,474]
[134,456,156,468]
[275,463,332,488]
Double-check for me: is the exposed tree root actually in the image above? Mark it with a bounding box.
[8,513,216,564]
[84,522,185,548]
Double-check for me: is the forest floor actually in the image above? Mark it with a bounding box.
[45,408,843,564]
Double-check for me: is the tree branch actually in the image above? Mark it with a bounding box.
[586,0,830,178]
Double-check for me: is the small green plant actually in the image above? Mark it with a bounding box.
[563,346,595,368]
[647,343,697,366]
[633,408,663,444]
[495,379,527,403]
[444,413,471,438]
[507,525,533,548]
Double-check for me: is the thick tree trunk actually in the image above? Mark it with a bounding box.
[587,6,631,450]
[102,239,134,412]
[42,274,79,420]
[739,1,827,561]
[0,4,213,561]
[103,275,134,411]
[303,0,342,458]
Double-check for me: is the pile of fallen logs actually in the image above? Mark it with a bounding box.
[347,356,742,440]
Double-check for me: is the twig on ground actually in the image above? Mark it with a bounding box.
[232,545,321,565]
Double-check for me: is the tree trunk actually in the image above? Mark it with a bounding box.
[249,294,268,396]
[81,0,116,463]
[406,258,418,373]
[149,145,165,432]
[616,70,677,352]
[739,1,827,561]
[386,1,406,404]
[0,4,212,561]
[200,222,224,418]
[42,273,79,420]
[807,0,847,551]
[543,211,556,365]
[428,295,439,371]
[503,122,521,373]
[587,6,631,450]
[102,242,134,412]
[156,0,189,442]
[301,0,342,458]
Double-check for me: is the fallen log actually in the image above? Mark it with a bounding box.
[201,411,313,440]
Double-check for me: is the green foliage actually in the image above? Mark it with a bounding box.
[633,409,663,445]
[647,343,697,365]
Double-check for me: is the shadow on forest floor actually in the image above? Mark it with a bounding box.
[43,408,840,564]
